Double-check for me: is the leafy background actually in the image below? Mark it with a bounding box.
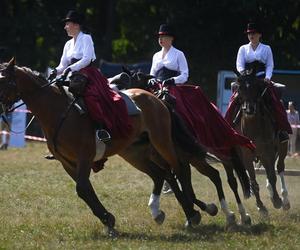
[1,0,300,98]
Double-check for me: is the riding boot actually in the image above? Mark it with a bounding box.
[278,130,289,143]
[92,158,108,173]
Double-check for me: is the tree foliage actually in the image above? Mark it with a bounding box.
[0,0,300,98]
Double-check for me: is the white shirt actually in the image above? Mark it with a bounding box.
[56,31,96,74]
[150,46,189,84]
[236,42,274,79]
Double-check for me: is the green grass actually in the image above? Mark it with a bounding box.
[0,142,300,249]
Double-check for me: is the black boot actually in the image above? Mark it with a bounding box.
[278,130,289,143]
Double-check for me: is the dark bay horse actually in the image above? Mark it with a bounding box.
[112,72,253,227]
[235,71,290,215]
[0,58,211,236]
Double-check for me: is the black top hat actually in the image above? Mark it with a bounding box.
[62,10,84,25]
[158,24,175,37]
[245,22,262,34]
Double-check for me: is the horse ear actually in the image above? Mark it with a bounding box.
[6,57,16,74]
[8,57,16,66]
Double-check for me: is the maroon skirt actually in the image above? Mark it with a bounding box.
[168,85,255,158]
[80,66,132,138]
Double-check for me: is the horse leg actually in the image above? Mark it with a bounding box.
[277,142,290,210]
[56,155,117,236]
[261,155,283,209]
[222,161,251,225]
[119,147,166,225]
[241,149,268,217]
[76,159,117,235]
[143,141,200,226]
[190,157,236,228]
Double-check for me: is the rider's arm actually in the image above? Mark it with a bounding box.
[265,45,274,80]
[173,51,189,84]
[236,46,246,73]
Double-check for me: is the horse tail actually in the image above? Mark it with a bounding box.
[168,106,218,162]
[230,147,251,199]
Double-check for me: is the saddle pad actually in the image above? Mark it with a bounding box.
[119,91,141,116]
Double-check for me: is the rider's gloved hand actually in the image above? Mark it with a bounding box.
[147,78,158,88]
[162,78,175,86]
[56,68,71,86]
[48,69,57,81]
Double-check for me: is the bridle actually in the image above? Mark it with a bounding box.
[0,66,56,133]
[238,74,268,116]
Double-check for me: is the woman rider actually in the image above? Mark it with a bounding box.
[149,24,189,87]
[46,10,132,170]
[149,23,189,194]
[225,22,292,143]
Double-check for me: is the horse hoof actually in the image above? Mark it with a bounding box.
[205,203,218,216]
[258,206,269,218]
[106,227,119,238]
[185,211,201,228]
[241,213,252,225]
[271,197,283,209]
[103,212,116,228]
[154,210,165,225]
[226,212,236,227]
[282,201,291,211]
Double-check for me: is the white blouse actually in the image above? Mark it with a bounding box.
[236,42,274,79]
[56,31,96,74]
[150,46,189,84]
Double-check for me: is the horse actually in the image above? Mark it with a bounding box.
[234,70,290,215]
[0,58,213,236]
[111,71,253,228]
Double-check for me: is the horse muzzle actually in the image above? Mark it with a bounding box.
[242,102,256,116]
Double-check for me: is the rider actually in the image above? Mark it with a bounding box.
[225,21,292,143]
[46,10,132,170]
[149,23,189,87]
[149,23,189,194]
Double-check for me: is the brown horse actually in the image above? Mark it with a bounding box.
[113,72,252,227]
[234,70,290,216]
[0,58,209,236]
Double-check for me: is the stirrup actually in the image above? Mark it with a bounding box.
[96,129,111,142]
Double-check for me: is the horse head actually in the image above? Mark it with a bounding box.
[236,69,267,116]
[0,57,21,109]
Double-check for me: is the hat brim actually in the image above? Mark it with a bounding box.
[158,32,174,37]
[245,29,262,34]
[62,18,81,24]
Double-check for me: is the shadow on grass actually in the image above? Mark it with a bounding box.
[89,222,273,242]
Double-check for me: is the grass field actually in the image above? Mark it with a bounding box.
[0,142,300,249]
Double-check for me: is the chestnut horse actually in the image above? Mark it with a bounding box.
[111,71,252,227]
[234,70,290,215]
[0,58,210,236]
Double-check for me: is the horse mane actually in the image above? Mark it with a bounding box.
[20,66,48,85]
